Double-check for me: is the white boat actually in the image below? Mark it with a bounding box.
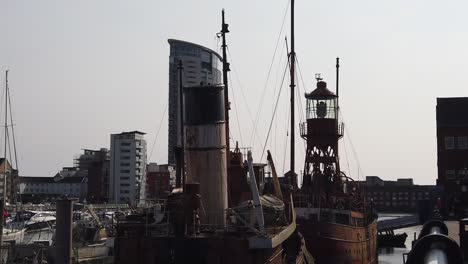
[21,212,56,245]
[2,227,25,244]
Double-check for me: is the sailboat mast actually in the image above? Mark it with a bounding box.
[3,70,8,203]
[289,0,296,175]
[0,70,8,261]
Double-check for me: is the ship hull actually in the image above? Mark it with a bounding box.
[296,208,377,264]
[115,234,284,264]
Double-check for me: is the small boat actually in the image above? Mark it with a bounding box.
[378,232,407,248]
[21,212,56,245]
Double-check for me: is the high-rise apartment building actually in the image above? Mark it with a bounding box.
[167,39,223,165]
[436,97,468,216]
[109,131,147,204]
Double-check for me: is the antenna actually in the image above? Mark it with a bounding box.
[336,57,340,102]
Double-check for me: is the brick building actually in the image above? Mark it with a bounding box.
[436,97,468,216]
[361,176,440,213]
[146,163,175,200]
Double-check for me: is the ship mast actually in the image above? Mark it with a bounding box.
[221,9,230,161]
[289,0,296,178]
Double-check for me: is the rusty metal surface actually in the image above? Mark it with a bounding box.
[185,147,227,225]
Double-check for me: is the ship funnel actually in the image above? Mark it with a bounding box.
[184,84,228,225]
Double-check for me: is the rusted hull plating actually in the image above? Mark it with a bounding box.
[115,235,284,264]
[297,212,377,264]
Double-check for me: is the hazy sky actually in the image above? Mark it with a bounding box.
[1,0,468,185]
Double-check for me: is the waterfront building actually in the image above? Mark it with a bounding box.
[109,131,147,204]
[146,163,175,200]
[361,176,441,213]
[436,97,468,216]
[19,174,86,201]
[75,148,110,203]
[167,39,223,165]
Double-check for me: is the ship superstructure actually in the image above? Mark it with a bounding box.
[294,70,378,263]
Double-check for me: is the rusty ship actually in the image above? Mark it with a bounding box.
[281,1,378,263]
[293,74,378,263]
[113,10,312,264]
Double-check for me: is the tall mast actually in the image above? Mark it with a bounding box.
[0,70,9,260]
[221,9,230,161]
[289,0,296,175]
[336,57,340,107]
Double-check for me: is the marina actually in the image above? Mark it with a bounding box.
[2,0,468,263]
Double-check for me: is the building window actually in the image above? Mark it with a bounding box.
[457,136,467,149]
[120,163,130,166]
[121,142,131,146]
[445,136,455,149]
[120,177,130,180]
[462,185,467,192]
[446,170,455,179]
[120,169,130,173]
[121,149,130,153]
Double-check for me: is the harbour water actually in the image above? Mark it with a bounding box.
[378,224,422,264]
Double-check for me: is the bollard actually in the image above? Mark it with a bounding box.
[54,198,75,264]
[405,210,463,264]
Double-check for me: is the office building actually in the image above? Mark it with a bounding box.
[20,174,86,201]
[436,97,468,216]
[109,131,147,204]
[167,39,223,165]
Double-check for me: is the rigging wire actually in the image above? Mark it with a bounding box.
[148,102,168,161]
[342,132,352,178]
[0,87,5,149]
[228,71,244,147]
[8,87,18,170]
[282,105,290,174]
[295,56,309,153]
[260,62,289,162]
[269,41,288,159]
[226,47,261,146]
[339,108,364,181]
[249,0,290,147]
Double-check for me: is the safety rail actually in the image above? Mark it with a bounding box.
[299,122,345,138]
[293,194,363,212]
[119,200,293,238]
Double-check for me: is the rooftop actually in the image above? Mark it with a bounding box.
[437,97,468,127]
[168,39,222,60]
